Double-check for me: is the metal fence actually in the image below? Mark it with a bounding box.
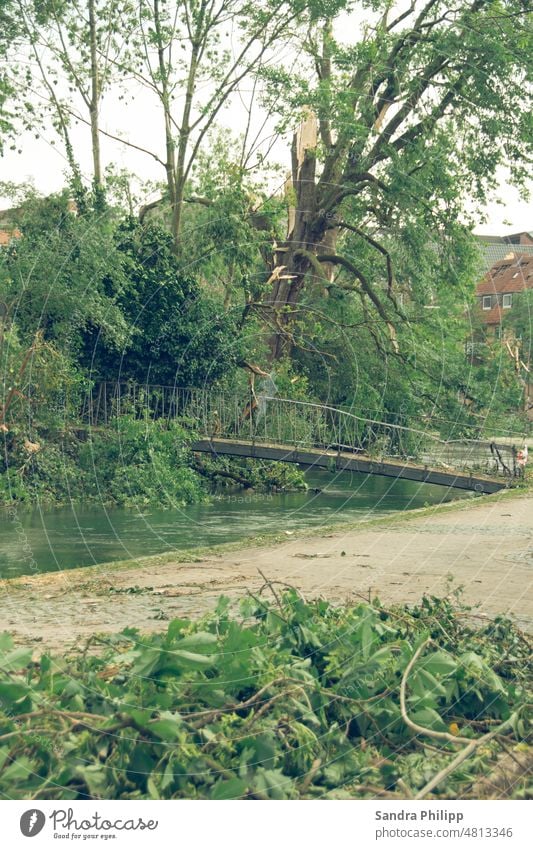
[79,382,526,479]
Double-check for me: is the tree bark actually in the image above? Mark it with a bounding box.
[173,40,200,244]
[154,0,177,223]
[88,0,102,188]
[267,113,328,360]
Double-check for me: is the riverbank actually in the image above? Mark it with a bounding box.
[1,488,531,650]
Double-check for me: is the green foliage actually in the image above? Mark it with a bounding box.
[503,289,532,370]
[183,132,286,308]
[0,321,89,422]
[82,221,242,386]
[292,241,529,439]
[0,1,18,150]
[242,461,307,492]
[199,456,308,492]
[0,190,130,352]
[0,316,91,504]
[0,592,530,799]
[78,416,206,507]
[0,416,207,507]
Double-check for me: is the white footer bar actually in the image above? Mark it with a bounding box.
[2,799,529,848]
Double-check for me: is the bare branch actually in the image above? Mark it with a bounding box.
[336,222,395,294]
[316,252,398,353]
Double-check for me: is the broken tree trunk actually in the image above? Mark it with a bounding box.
[266,111,341,360]
[267,112,331,361]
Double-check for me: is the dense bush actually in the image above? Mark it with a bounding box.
[81,221,242,387]
[0,416,207,507]
[0,592,530,800]
[78,416,206,507]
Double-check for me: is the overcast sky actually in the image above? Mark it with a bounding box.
[2,110,530,237]
[1,2,530,237]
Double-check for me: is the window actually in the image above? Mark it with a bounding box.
[502,293,512,308]
[482,295,492,310]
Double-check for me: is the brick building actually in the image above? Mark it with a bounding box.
[475,252,533,338]
[472,245,533,419]
[476,230,533,272]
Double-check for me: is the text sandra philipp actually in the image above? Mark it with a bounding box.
[50,809,158,833]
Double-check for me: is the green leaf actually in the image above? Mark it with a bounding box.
[0,749,10,771]
[360,620,375,660]
[421,651,457,677]
[173,631,218,654]
[210,777,247,800]
[165,619,190,642]
[131,648,161,677]
[39,654,52,674]
[149,718,183,741]
[0,681,30,704]
[0,634,13,652]
[253,768,293,800]
[410,708,447,732]
[163,650,215,670]
[0,647,33,671]
[147,776,160,799]
[3,756,34,781]
[74,764,110,797]
[417,668,447,698]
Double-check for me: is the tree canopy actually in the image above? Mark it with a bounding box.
[0,0,531,435]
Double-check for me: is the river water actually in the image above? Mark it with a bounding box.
[0,471,470,577]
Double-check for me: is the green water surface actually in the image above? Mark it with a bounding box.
[0,470,470,577]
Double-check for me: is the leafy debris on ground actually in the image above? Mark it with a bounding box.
[0,590,531,800]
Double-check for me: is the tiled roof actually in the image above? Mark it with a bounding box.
[476,254,533,295]
[474,232,533,271]
[476,231,533,245]
[476,243,533,271]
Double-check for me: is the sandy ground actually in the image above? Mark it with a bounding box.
[1,491,532,651]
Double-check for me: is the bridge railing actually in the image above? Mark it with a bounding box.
[250,397,522,478]
[79,382,525,479]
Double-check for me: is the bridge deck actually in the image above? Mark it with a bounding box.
[191,438,507,494]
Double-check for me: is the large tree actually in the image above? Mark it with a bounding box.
[9,0,137,191]
[257,0,532,361]
[113,0,309,245]
[0,2,17,150]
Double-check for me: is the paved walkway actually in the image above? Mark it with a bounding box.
[1,492,531,650]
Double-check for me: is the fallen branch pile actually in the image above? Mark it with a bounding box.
[0,588,531,799]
